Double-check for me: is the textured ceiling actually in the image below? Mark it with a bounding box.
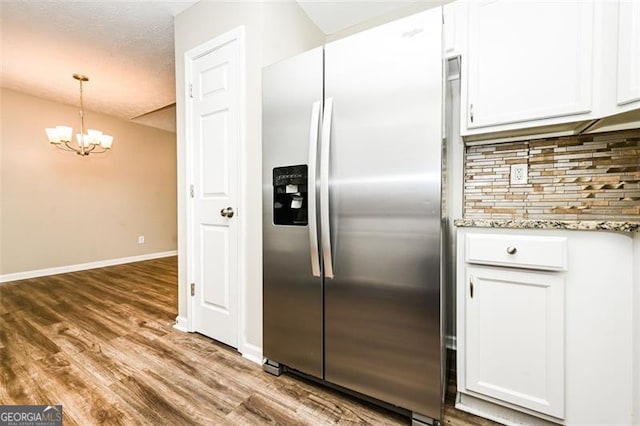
[1,0,197,133]
[1,0,444,134]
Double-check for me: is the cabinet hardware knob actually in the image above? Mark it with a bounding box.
[507,246,517,255]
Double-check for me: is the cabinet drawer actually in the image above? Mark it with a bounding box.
[466,234,567,271]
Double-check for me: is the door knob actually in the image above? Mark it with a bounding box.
[220,207,234,218]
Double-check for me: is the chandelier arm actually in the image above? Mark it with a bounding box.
[58,142,80,154]
[90,147,109,154]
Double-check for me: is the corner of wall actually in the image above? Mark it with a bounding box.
[174,0,327,353]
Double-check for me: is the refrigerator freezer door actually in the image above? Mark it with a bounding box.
[323,9,443,418]
[262,47,324,378]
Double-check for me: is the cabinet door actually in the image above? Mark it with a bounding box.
[466,0,593,130]
[465,266,565,419]
[617,0,640,107]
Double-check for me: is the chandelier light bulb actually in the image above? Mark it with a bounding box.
[100,135,114,149]
[45,128,61,144]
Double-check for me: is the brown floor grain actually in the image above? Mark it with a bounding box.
[0,257,499,425]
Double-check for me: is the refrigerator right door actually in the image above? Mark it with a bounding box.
[323,9,443,418]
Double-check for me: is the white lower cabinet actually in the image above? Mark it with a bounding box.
[456,228,637,425]
[465,266,565,419]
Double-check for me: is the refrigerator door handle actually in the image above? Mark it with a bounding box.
[320,98,334,279]
[308,101,321,277]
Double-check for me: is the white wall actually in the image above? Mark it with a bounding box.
[174,0,324,354]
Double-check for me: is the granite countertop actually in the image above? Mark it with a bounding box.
[453,219,640,233]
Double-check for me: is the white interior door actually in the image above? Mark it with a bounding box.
[188,32,241,348]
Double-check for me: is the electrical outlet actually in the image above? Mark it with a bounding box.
[138,236,145,244]
[510,164,528,185]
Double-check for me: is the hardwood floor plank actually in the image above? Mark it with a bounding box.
[0,256,497,426]
[0,348,51,405]
[41,322,106,355]
[105,331,257,410]
[0,315,61,361]
[224,392,312,425]
[109,375,195,425]
[6,284,65,326]
[54,303,125,341]
[0,284,34,314]
[132,369,232,423]
[35,353,134,426]
[276,377,406,425]
[67,344,138,387]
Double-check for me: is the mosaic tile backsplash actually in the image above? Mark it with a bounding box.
[464,130,640,220]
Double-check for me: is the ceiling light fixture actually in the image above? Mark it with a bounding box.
[45,74,113,156]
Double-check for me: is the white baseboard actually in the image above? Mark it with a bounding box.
[173,315,189,332]
[241,342,263,365]
[0,250,178,284]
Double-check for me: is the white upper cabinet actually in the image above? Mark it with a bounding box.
[617,0,640,108]
[464,0,594,134]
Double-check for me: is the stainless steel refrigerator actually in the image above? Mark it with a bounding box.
[262,8,443,424]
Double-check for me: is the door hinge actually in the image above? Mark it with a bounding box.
[190,282,195,296]
[189,83,193,98]
[190,184,194,198]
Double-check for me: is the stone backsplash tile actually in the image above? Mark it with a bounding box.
[464,129,640,220]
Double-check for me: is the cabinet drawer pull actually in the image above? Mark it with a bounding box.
[507,246,517,255]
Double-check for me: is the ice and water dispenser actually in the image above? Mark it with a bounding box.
[272,165,308,226]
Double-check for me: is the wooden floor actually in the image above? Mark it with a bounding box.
[0,257,498,425]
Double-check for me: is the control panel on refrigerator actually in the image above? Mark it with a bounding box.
[273,165,308,226]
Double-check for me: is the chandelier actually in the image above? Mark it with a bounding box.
[45,74,113,156]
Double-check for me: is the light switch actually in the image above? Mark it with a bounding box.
[510,164,528,185]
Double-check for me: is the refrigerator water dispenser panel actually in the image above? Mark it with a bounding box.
[273,165,308,226]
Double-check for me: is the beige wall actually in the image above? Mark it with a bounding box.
[175,0,325,353]
[0,88,177,276]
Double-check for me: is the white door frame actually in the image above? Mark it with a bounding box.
[184,26,251,358]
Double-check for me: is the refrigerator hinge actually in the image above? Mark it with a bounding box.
[189,83,193,98]
[189,184,195,198]
[190,282,195,296]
